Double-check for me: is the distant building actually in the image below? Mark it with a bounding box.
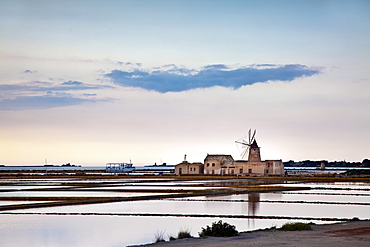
[204,154,234,175]
[174,155,204,175]
[175,137,284,176]
[175,161,204,175]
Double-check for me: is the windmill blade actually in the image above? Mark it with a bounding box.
[241,147,249,159]
[251,129,256,142]
[235,141,245,158]
[235,139,250,147]
[235,140,248,145]
[235,130,255,159]
[242,138,250,148]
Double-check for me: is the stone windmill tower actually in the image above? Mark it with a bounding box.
[235,129,261,162]
[248,139,261,162]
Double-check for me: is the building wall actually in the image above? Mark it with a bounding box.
[175,163,189,175]
[235,160,284,176]
[220,166,236,175]
[189,163,204,175]
[204,155,234,175]
[204,159,221,174]
[175,162,204,175]
[235,163,245,174]
[266,160,284,175]
[250,162,267,175]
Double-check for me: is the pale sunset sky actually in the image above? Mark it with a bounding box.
[0,0,369,166]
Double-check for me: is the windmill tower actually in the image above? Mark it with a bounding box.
[248,139,261,162]
[235,129,261,162]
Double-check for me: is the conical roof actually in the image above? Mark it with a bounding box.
[251,139,259,148]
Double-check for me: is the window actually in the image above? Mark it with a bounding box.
[239,169,243,173]
[190,167,192,171]
[212,163,215,167]
[207,163,210,167]
[194,168,196,172]
[248,169,252,173]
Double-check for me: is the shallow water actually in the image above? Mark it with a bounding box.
[0,201,49,206]
[0,191,170,197]
[75,185,225,190]
[205,191,370,203]
[0,214,337,247]
[0,179,369,247]
[12,195,369,220]
[0,186,74,190]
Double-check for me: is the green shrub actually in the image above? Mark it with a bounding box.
[279,222,312,231]
[199,220,239,237]
[177,229,192,239]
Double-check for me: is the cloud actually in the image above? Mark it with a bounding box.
[117,61,142,67]
[0,95,96,111]
[62,80,83,85]
[22,70,37,74]
[0,81,112,93]
[0,84,25,91]
[203,64,228,70]
[105,64,321,93]
[0,80,113,111]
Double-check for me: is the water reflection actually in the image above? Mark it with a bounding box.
[248,193,260,216]
[247,193,260,228]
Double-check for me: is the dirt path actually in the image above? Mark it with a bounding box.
[140,221,370,247]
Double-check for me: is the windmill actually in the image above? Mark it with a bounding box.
[235,129,257,160]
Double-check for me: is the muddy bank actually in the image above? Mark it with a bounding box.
[139,220,370,247]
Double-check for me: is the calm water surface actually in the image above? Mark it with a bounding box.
[0,179,368,247]
[0,214,334,247]
[0,191,170,197]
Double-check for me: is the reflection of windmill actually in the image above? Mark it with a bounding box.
[235,129,256,160]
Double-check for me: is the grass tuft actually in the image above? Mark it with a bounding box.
[154,230,166,243]
[279,222,312,231]
[177,228,192,239]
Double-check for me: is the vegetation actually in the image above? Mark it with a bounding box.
[154,230,166,243]
[177,229,193,239]
[349,217,360,221]
[284,159,370,168]
[158,229,192,243]
[199,220,239,237]
[344,169,370,176]
[279,222,312,231]
[168,235,176,241]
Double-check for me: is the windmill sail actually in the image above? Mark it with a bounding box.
[235,129,257,160]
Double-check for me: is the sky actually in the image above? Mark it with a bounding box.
[0,0,369,166]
